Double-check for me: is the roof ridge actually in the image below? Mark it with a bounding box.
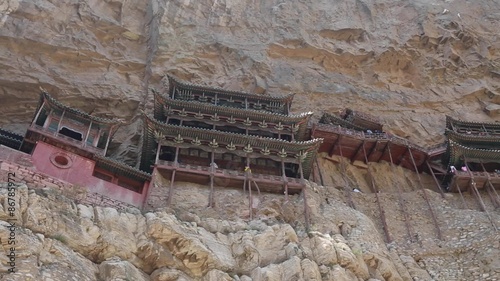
[155,92,312,119]
[166,74,295,101]
[41,91,122,125]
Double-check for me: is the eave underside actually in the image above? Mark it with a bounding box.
[313,125,429,172]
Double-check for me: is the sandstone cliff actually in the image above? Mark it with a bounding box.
[2,0,500,158]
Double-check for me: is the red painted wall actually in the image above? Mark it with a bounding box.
[31,141,149,208]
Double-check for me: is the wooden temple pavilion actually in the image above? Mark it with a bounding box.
[312,112,443,172]
[21,91,122,157]
[20,91,151,208]
[141,75,322,208]
[444,116,500,194]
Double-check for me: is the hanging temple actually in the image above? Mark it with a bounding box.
[1,75,499,233]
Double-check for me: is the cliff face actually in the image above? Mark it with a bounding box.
[1,0,500,280]
[1,0,500,155]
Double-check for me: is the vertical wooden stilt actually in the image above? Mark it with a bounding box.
[479,162,500,208]
[208,149,215,208]
[167,146,180,207]
[246,156,253,220]
[56,109,65,133]
[32,100,46,126]
[315,158,324,186]
[464,159,498,231]
[408,147,442,240]
[388,143,413,242]
[84,120,93,148]
[363,143,391,243]
[338,142,355,209]
[426,161,446,198]
[281,158,289,201]
[167,170,176,207]
[298,158,310,231]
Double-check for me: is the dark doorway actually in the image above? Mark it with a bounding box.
[59,127,83,141]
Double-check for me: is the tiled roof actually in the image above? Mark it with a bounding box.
[40,91,121,125]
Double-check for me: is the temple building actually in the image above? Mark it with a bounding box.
[141,75,322,209]
[19,91,151,208]
[444,116,500,196]
[312,110,443,172]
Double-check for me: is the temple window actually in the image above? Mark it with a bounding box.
[159,146,175,161]
[93,170,113,181]
[168,118,181,125]
[59,127,83,141]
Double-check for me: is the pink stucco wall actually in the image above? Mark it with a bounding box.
[31,141,149,208]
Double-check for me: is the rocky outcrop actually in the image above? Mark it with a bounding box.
[1,162,499,280]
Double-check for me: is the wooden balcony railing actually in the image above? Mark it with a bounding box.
[30,124,104,155]
[157,160,302,186]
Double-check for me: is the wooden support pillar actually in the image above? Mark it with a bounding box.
[464,158,498,231]
[482,180,498,209]
[43,109,54,128]
[93,128,101,147]
[281,158,289,201]
[328,136,341,157]
[425,161,446,198]
[366,141,379,163]
[32,100,46,126]
[464,159,486,212]
[298,157,310,231]
[245,98,248,109]
[408,147,442,240]
[167,146,180,207]
[208,149,216,208]
[479,162,500,208]
[245,156,253,220]
[351,141,365,163]
[315,157,324,186]
[56,109,66,134]
[338,142,355,209]
[388,142,413,242]
[363,143,392,243]
[103,128,113,156]
[376,141,389,163]
[84,120,93,147]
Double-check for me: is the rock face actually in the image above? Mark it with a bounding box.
[2,0,500,160]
